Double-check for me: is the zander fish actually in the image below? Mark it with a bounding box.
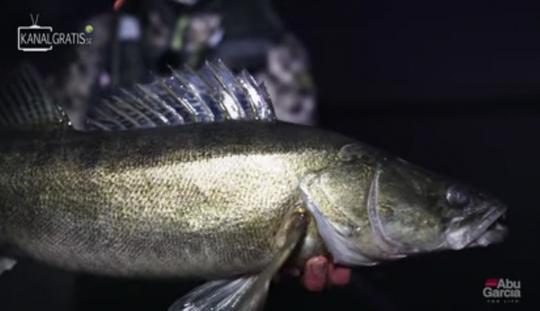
[0,62,507,310]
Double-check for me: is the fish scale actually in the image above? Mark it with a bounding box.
[0,122,348,278]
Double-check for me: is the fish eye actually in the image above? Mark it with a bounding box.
[446,185,470,207]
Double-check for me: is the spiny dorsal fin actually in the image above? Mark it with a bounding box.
[85,60,275,131]
[0,63,69,129]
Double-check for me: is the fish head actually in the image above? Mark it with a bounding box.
[300,144,507,266]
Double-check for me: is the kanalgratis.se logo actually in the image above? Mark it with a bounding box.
[483,278,521,304]
[17,14,93,52]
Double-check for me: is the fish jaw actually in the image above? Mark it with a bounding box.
[445,204,507,250]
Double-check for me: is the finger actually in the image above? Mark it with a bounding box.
[302,256,328,292]
[114,0,126,11]
[328,263,351,286]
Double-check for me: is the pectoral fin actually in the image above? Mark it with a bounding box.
[168,276,264,311]
[0,257,16,275]
[168,208,308,311]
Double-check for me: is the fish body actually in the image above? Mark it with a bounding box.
[0,62,507,310]
[0,122,350,278]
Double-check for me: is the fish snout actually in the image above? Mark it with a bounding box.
[446,203,507,250]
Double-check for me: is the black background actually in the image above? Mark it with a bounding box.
[1,0,539,310]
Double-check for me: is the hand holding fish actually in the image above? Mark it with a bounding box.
[284,256,351,291]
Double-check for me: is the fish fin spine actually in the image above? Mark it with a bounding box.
[0,63,69,130]
[85,59,276,132]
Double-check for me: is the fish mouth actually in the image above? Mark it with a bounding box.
[446,205,508,250]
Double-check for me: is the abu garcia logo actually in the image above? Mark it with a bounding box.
[17,14,93,52]
[483,278,521,303]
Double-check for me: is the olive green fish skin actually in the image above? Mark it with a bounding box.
[0,121,353,279]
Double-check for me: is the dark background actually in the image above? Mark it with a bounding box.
[1,0,539,310]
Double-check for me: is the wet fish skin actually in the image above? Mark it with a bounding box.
[0,62,509,310]
[0,121,352,278]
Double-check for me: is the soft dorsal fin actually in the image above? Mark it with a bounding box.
[0,64,69,129]
[85,60,276,131]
